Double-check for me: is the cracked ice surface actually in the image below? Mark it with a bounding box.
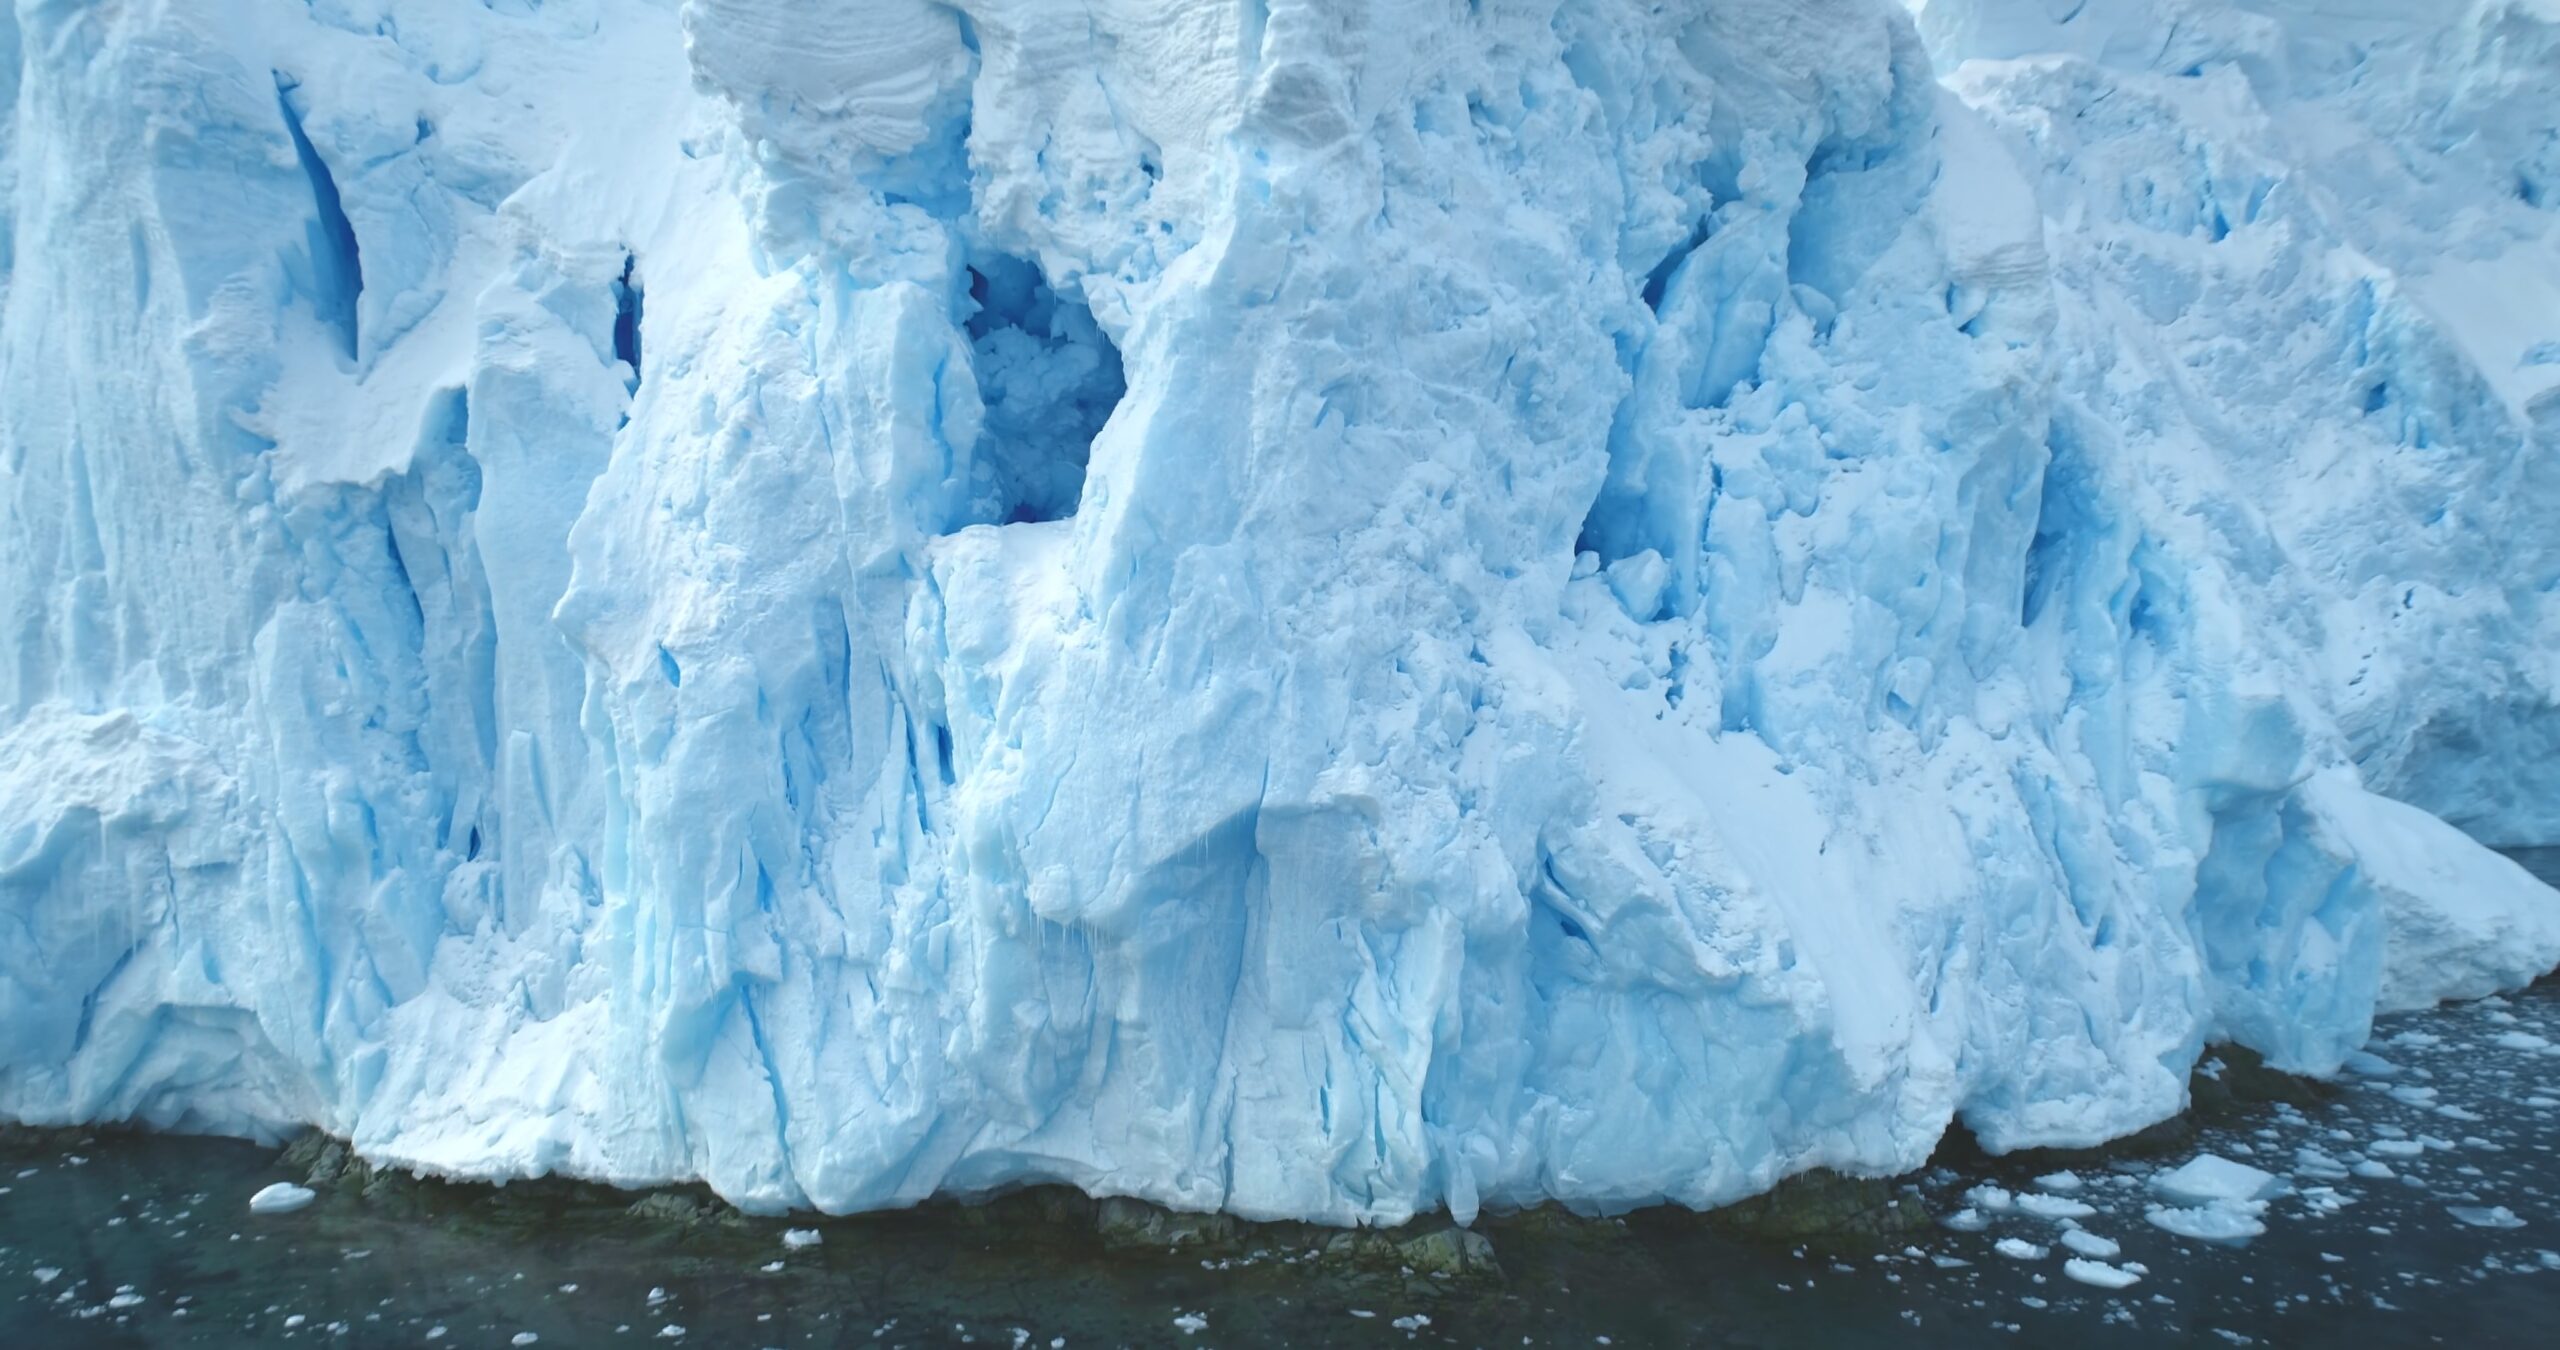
[1,0,2557,1223]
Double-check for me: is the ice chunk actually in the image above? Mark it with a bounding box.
[2153,1157,2286,1208]
[1993,1238,2048,1260]
[2448,1206,2526,1230]
[2016,1192,2097,1220]
[2063,1259,2141,1290]
[2059,1229,2121,1260]
[248,1184,316,1216]
[781,1229,821,1251]
[2144,1205,2269,1245]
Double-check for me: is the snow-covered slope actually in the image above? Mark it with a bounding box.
[1,0,2554,1224]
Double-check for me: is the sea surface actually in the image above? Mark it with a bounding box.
[9,903,2560,1347]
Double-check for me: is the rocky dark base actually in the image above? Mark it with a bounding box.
[3,1036,2339,1312]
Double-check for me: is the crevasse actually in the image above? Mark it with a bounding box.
[1,0,2556,1225]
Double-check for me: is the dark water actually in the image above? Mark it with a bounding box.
[7,989,2559,1348]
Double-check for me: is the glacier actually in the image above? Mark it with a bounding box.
[2,0,2557,1227]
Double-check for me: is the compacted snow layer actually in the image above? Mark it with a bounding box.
[0,0,2556,1222]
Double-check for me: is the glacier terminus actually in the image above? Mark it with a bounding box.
[3,0,2559,1229]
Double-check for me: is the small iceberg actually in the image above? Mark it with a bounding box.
[248,1183,316,1215]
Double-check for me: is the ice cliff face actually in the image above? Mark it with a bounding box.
[2,0,2556,1224]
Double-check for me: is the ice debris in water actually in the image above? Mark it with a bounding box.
[2145,1204,2270,1245]
[1171,1312,1207,1335]
[2063,1259,2142,1290]
[1994,1238,2048,1261]
[2448,1206,2527,1230]
[2059,1229,2121,1260]
[2015,1192,2097,1220]
[247,1184,316,1216]
[0,0,2558,1227]
[781,1228,821,1251]
[2153,1156,2287,1208]
[1965,1187,2017,1214]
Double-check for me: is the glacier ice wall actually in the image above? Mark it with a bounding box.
[1,0,2556,1224]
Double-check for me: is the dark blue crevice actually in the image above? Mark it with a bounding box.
[274,76,362,360]
[958,251,1124,527]
[611,253,644,390]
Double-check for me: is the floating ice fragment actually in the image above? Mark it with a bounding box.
[1965,1186,2017,1212]
[2493,1032,2552,1052]
[2370,1139,2426,1158]
[34,1267,60,1284]
[513,1335,538,1347]
[2144,1204,2268,1244]
[782,1228,821,1250]
[2153,1156,2285,1207]
[2448,1206,2525,1229]
[2016,1192,2097,1220]
[248,1183,316,1215]
[2063,1259,2141,1290]
[658,1326,686,1339]
[2059,1229,2121,1260]
[1942,1208,1989,1232]
[1391,1314,1431,1331]
[1172,1312,1207,1335]
[1994,1238,2048,1260]
[2034,1172,2085,1193]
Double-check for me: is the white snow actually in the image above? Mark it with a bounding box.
[0,0,2555,1225]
